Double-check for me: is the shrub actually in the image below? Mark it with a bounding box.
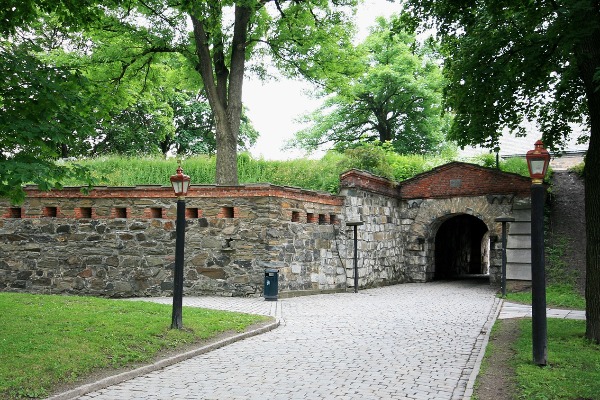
[62,147,455,194]
[569,161,585,177]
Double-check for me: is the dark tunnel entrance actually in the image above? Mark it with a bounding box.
[434,214,489,280]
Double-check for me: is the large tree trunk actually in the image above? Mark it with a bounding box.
[585,107,600,344]
[214,117,239,185]
[189,5,251,186]
[577,20,600,343]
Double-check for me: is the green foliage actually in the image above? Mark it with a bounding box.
[545,236,578,287]
[472,154,498,169]
[91,90,258,157]
[514,319,600,399]
[0,40,101,203]
[290,15,451,155]
[569,161,585,178]
[339,143,396,179]
[268,0,360,86]
[63,144,455,193]
[2,0,361,190]
[501,158,531,178]
[64,156,218,187]
[335,141,452,182]
[0,293,267,399]
[93,95,175,157]
[469,155,531,178]
[403,0,595,152]
[0,0,101,36]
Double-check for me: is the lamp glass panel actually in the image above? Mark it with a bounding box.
[172,180,183,194]
[182,179,190,195]
[530,159,546,175]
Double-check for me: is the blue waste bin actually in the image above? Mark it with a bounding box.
[264,269,279,301]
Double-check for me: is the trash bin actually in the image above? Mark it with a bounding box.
[264,268,279,301]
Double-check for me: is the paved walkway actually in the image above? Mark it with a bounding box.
[498,301,586,320]
[69,281,500,400]
[51,283,587,400]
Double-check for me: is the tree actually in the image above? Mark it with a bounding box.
[289,15,450,155]
[160,91,258,157]
[0,3,109,203]
[90,89,258,157]
[1,0,100,36]
[92,94,175,156]
[2,0,357,196]
[0,40,99,203]
[404,0,600,342]
[79,0,357,184]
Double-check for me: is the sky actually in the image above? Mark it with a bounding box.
[243,0,404,160]
[242,0,589,160]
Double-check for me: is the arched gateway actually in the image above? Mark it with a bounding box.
[434,214,489,279]
[340,162,533,288]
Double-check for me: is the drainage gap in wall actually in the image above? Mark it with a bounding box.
[307,213,316,223]
[150,207,162,218]
[329,214,337,225]
[318,214,327,225]
[114,207,128,218]
[9,207,22,218]
[291,211,300,222]
[79,207,92,218]
[186,208,200,218]
[44,207,57,217]
[220,206,234,218]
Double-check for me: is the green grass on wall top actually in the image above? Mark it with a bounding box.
[61,147,530,194]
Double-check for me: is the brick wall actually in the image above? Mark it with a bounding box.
[399,162,531,199]
[340,169,400,198]
[0,184,343,220]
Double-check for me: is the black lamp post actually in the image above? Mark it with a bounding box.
[526,140,550,366]
[346,221,364,293]
[495,216,515,297]
[170,165,190,330]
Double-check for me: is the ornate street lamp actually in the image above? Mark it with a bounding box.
[170,166,191,198]
[170,164,190,329]
[526,140,551,184]
[526,140,550,366]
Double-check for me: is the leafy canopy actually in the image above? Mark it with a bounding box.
[289,15,451,155]
[403,0,600,343]
[0,40,99,203]
[402,0,593,151]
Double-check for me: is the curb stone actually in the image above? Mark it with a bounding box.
[462,297,504,400]
[46,319,280,400]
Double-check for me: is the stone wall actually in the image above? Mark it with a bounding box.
[1,163,535,298]
[339,167,532,285]
[338,188,406,289]
[397,163,532,283]
[0,184,346,297]
[399,196,529,283]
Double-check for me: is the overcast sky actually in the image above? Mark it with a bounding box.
[242,0,589,160]
[243,0,404,160]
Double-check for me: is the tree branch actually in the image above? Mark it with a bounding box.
[190,15,224,117]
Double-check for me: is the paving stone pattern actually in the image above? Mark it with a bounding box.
[498,302,586,320]
[79,281,498,400]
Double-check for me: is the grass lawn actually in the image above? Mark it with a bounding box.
[0,293,269,399]
[515,319,600,399]
[478,285,598,399]
[505,283,586,310]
